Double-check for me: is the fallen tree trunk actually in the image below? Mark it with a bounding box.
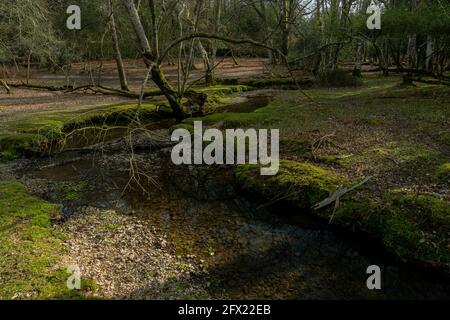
[6,81,163,98]
[8,82,70,91]
[410,77,450,86]
[364,67,450,81]
[68,84,162,98]
[0,79,11,93]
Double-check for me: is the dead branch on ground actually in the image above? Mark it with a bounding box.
[312,176,373,223]
[6,81,163,98]
[0,79,11,93]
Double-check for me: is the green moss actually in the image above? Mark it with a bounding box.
[381,192,450,262]
[280,137,311,155]
[339,141,443,171]
[198,84,251,94]
[0,150,19,161]
[381,212,425,258]
[333,200,378,231]
[174,239,194,255]
[335,192,450,265]
[52,182,87,201]
[384,141,440,162]
[201,92,231,114]
[182,96,287,129]
[236,157,450,267]
[62,103,158,132]
[0,102,161,158]
[314,155,341,165]
[0,133,43,156]
[0,180,94,299]
[170,123,194,134]
[359,117,384,126]
[438,132,450,146]
[236,160,344,209]
[437,163,450,181]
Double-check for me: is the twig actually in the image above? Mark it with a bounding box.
[311,131,336,158]
[312,176,373,223]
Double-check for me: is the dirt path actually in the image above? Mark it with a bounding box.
[0,89,130,116]
[2,57,268,89]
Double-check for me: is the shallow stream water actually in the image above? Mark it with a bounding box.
[12,92,450,299]
[19,148,450,300]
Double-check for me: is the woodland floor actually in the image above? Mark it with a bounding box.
[0,60,449,299]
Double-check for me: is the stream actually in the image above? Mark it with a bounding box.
[8,92,450,299]
[13,145,450,300]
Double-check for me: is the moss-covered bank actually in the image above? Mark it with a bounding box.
[235,160,450,273]
[235,160,344,209]
[0,180,95,299]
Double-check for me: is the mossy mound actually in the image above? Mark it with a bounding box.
[0,102,161,158]
[333,192,450,269]
[235,160,344,209]
[169,123,194,134]
[0,85,254,159]
[197,84,251,94]
[235,160,450,272]
[61,103,159,132]
[0,180,95,299]
[380,192,450,264]
[0,134,45,160]
[182,95,285,130]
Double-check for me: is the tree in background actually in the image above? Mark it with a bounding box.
[0,0,61,84]
[0,0,448,99]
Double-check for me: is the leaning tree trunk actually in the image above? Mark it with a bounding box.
[123,0,186,119]
[109,0,129,91]
[150,66,186,119]
[198,41,215,85]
